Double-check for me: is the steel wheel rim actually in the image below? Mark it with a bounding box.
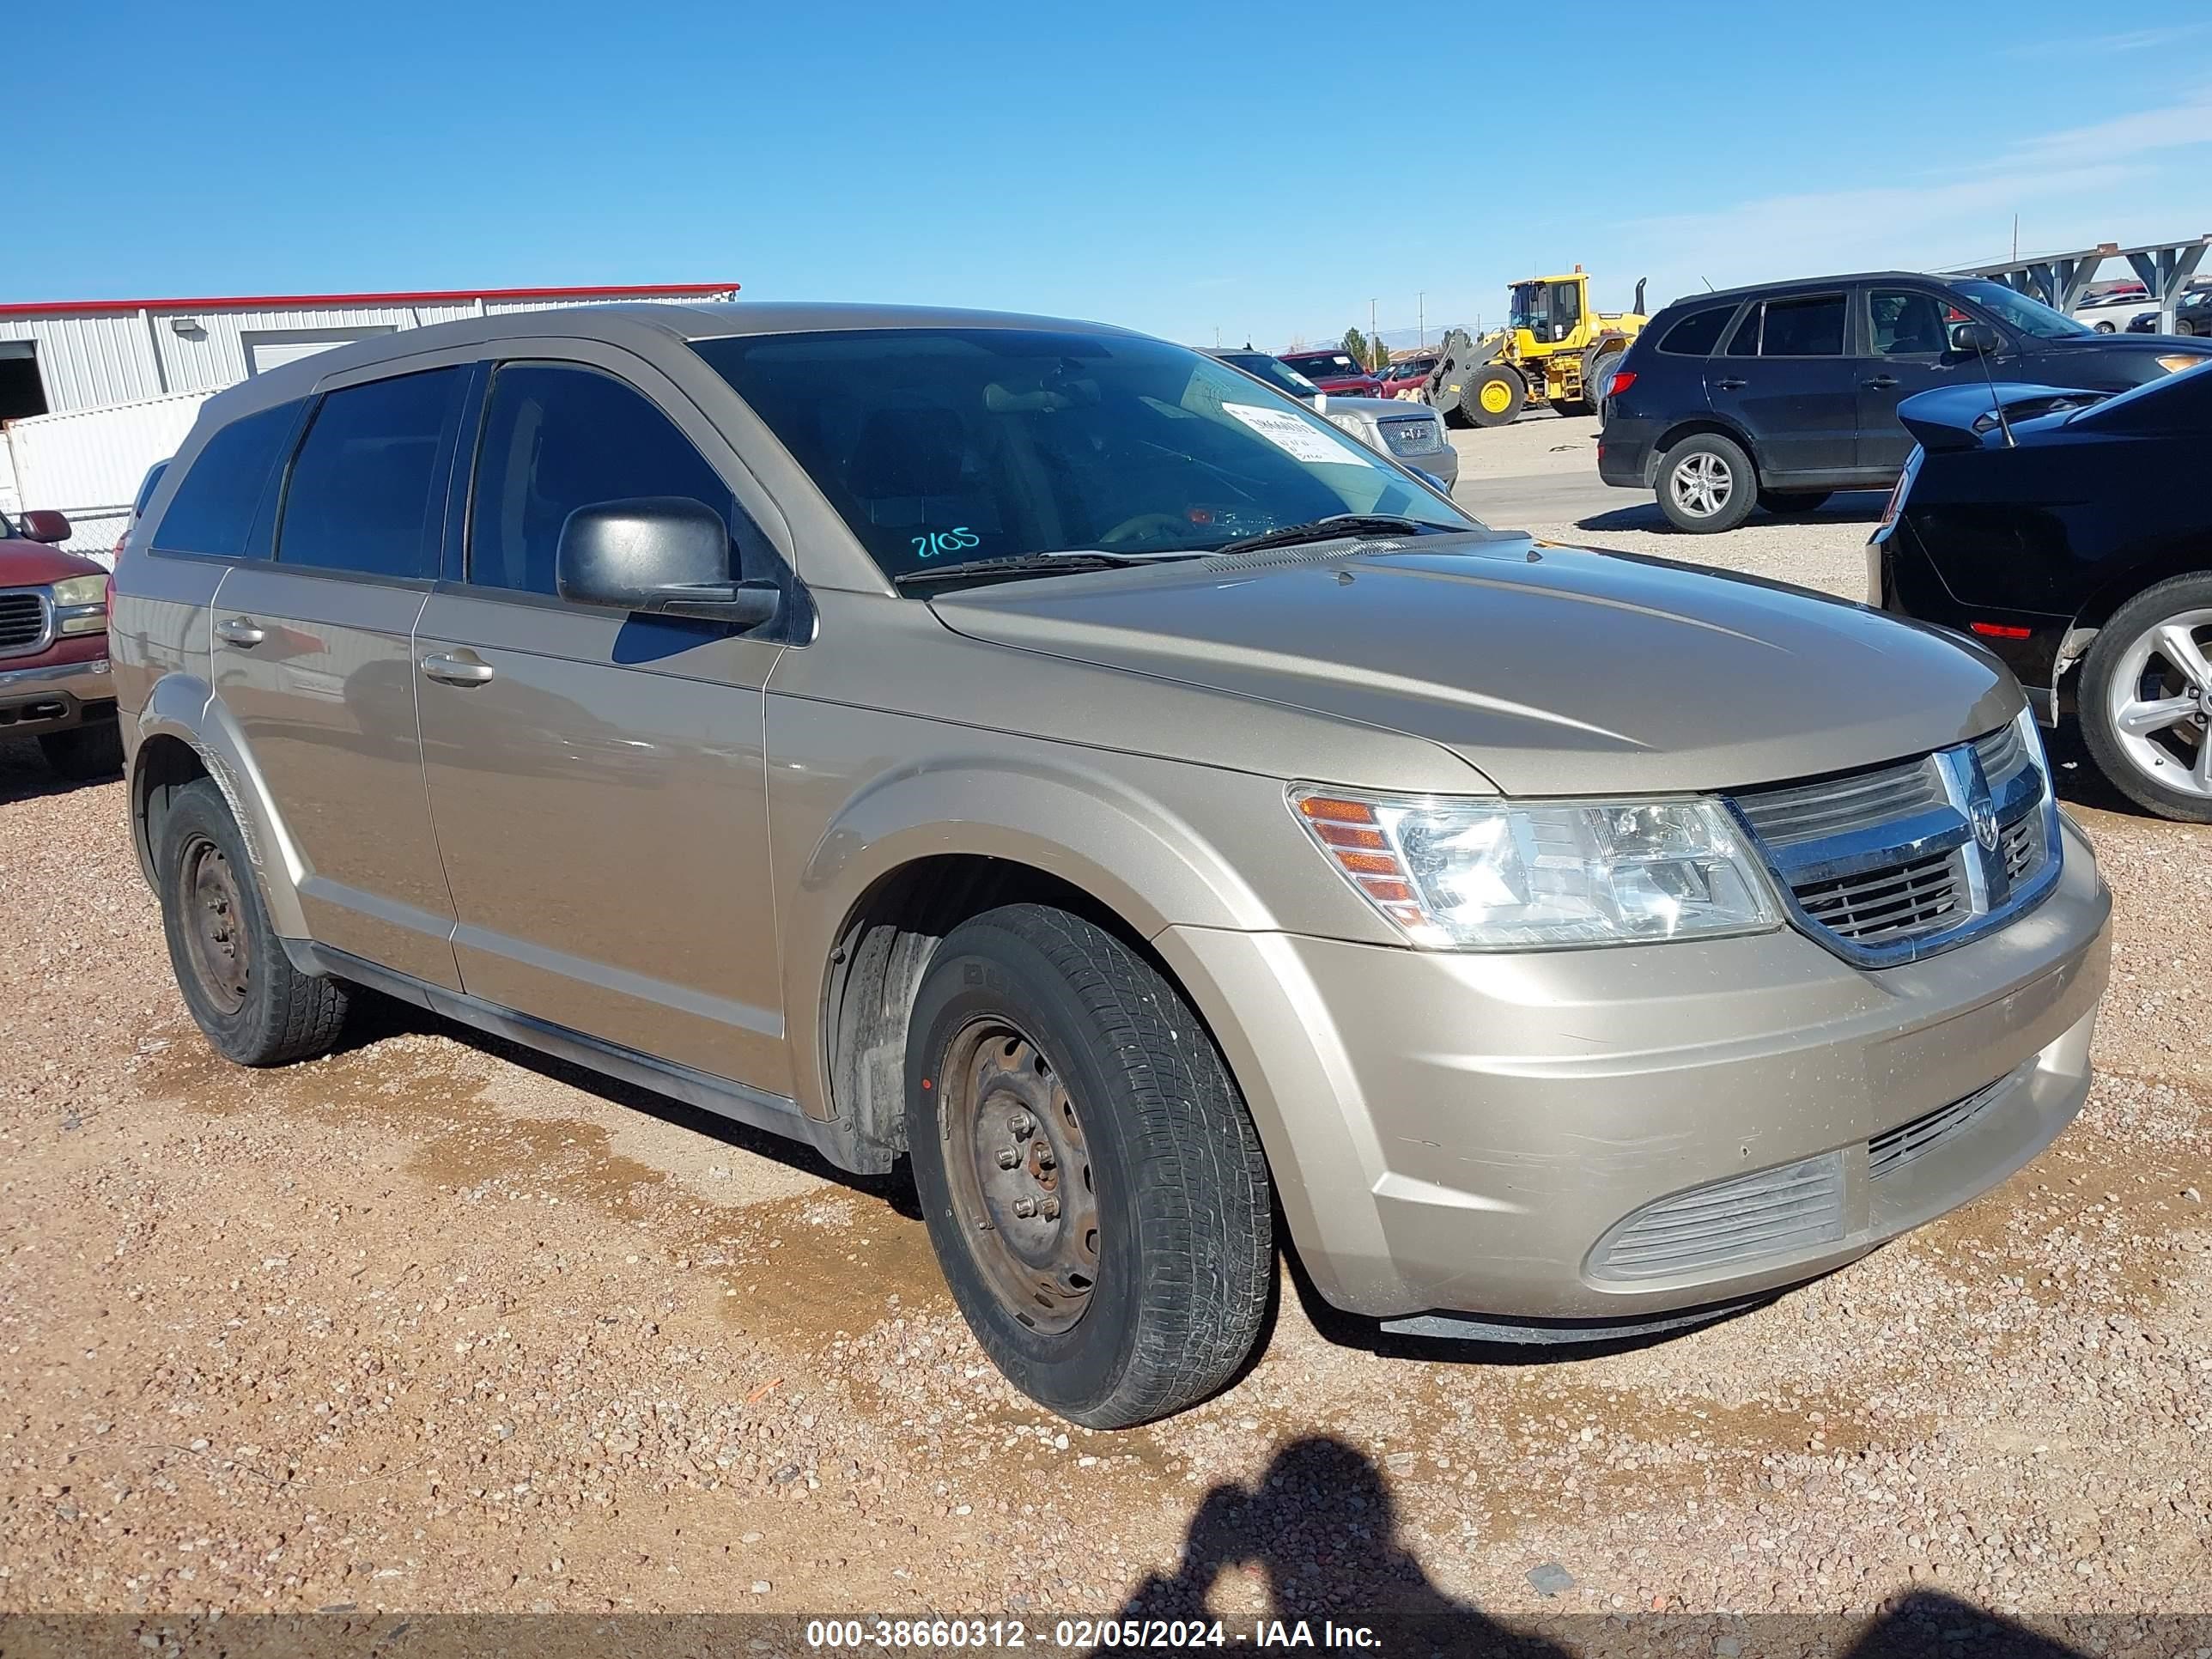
[1480,379,1514,414]
[181,836,252,1014]
[939,1018,1100,1335]
[1669,452,1733,518]
[2107,606,2212,797]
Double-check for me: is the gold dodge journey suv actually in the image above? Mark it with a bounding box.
[112,302,2112,1426]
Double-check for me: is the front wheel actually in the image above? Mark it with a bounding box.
[1462,364,1526,428]
[1656,432,1758,532]
[2078,574,2212,822]
[907,904,1273,1428]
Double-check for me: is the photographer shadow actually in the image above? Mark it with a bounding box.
[1091,1435,1564,1657]
[1088,1437,2100,1659]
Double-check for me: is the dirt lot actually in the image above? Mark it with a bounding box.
[3,501,2209,1644]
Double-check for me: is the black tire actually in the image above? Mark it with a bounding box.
[907,903,1272,1428]
[1656,431,1759,533]
[38,718,123,781]
[1758,489,1832,516]
[1462,364,1525,428]
[158,777,350,1066]
[2093,320,2116,334]
[2077,573,2212,823]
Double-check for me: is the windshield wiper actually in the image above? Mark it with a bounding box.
[894,550,1181,588]
[1211,514,1443,556]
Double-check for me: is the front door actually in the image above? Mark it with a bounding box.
[1705,292,1858,481]
[1856,286,2005,474]
[413,355,797,1093]
[210,366,471,988]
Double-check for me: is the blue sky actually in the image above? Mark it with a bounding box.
[15,1,2211,349]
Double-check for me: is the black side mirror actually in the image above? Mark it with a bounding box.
[1952,322,2002,356]
[556,496,781,628]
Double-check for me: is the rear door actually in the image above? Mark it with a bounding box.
[209,363,471,988]
[1705,292,1858,481]
[411,347,797,1092]
[1855,285,1990,474]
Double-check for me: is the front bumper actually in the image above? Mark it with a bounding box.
[1159,814,2110,1322]
[0,653,114,736]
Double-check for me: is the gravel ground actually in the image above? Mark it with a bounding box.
[2,507,2209,1647]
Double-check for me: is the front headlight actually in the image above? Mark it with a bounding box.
[1291,787,1780,950]
[50,573,107,635]
[1324,410,1381,447]
[51,574,105,607]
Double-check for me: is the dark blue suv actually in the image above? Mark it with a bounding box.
[1599,271,2211,532]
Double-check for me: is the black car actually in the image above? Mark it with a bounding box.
[1871,361,2212,820]
[2126,290,2212,337]
[1600,271,2212,532]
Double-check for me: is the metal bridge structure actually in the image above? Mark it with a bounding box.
[1947,234,2209,333]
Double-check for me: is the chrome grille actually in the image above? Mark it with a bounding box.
[1869,1077,2008,1182]
[0,590,48,655]
[1731,754,1946,848]
[1591,1152,1844,1281]
[1974,720,2026,787]
[1729,718,2058,967]
[1379,416,1445,457]
[1793,848,1964,943]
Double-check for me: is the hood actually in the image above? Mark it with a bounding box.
[0,538,106,585]
[1315,394,1437,421]
[2034,331,2212,368]
[930,533,2020,796]
[1896,381,2108,453]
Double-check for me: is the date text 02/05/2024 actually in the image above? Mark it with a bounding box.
[803,1616,1382,1649]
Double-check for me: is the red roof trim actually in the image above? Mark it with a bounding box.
[0,282,740,319]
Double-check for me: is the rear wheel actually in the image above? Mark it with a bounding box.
[906,904,1273,1428]
[38,719,122,781]
[159,778,350,1065]
[1656,432,1758,533]
[1462,364,1525,428]
[1758,489,1832,516]
[2078,574,2212,822]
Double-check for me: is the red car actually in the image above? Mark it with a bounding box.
[0,507,120,780]
[1377,356,1438,399]
[1278,349,1383,398]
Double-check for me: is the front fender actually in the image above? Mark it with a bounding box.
[131,672,311,939]
[778,750,1301,1123]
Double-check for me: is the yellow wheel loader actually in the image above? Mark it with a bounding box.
[1427,270,1649,428]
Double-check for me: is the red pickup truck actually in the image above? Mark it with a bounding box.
[0,508,120,780]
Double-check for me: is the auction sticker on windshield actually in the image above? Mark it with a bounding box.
[1221,401,1370,466]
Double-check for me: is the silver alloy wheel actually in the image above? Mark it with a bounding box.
[1669,452,1734,519]
[2106,605,2212,797]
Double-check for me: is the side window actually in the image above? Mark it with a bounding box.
[1759,295,1846,357]
[1657,306,1735,356]
[1869,289,1950,357]
[147,400,304,559]
[277,369,465,578]
[1721,306,1763,356]
[466,362,769,597]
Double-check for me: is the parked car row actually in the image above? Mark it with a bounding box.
[112,301,2112,1428]
[1598,270,2211,532]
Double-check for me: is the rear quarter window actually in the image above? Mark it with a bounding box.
[146,399,306,559]
[1656,306,1736,356]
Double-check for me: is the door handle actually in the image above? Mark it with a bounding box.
[214,617,266,647]
[1713,377,1747,391]
[421,651,495,686]
[1863,374,1899,389]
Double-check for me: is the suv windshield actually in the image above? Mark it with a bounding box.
[693,329,1472,583]
[1948,278,2093,340]
[1218,352,1322,400]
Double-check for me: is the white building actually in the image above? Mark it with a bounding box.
[0,282,739,553]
